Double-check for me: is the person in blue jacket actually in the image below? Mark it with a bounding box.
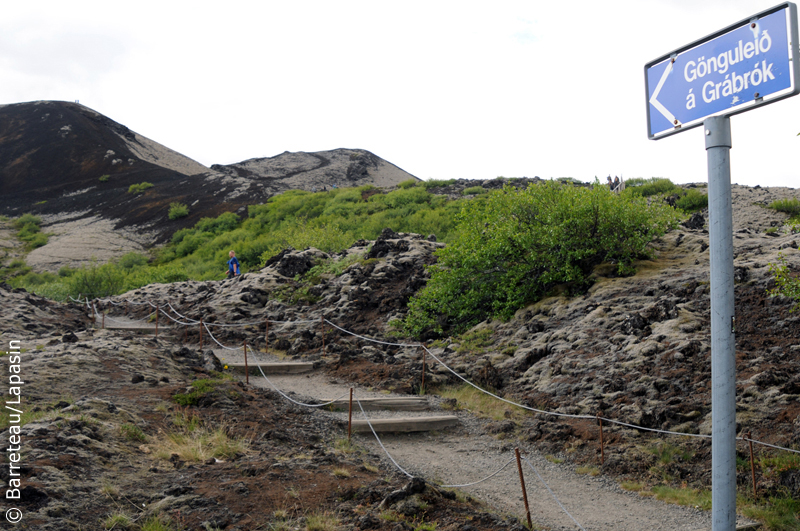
[225,250,240,279]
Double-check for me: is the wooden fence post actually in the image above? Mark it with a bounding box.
[348,388,354,442]
[597,412,605,466]
[244,340,249,385]
[747,431,757,498]
[321,316,325,357]
[515,448,533,530]
[421,346,426,394]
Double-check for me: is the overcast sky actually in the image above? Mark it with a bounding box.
[1,1,798,187]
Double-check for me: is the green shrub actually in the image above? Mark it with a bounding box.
[168,202,189,220]
[398,178,419,189]
[462,186,486,196]
[128,182,154,194]
[13,214,48,249]
[67,261,126,298]
[403,181,680,337]
[117,252,148,270]
[768,198,800,218]
[622,177,682,198]
[99,174,110,182]
[13,213,42,230]
[24,232,48,249]
[768,254,800,311]
[423,179,456,189]
[676,189,708,212]
[194,212,240,234]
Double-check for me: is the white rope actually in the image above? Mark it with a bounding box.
[355,396,414,478]
[157,310,199,327]
[166,302,199,324]
[597,416,711,439]
[96,296,800,458]
[439,457,516,488]
[522,455,586,531]
[424,347,595,421]
[325,320,418,347]
[745,437,800,454]
[202,322,241,351]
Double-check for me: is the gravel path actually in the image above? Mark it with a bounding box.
[217,349,759,531]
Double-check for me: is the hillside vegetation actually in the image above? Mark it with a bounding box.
[403,180,681,337]
[6,179,694,317]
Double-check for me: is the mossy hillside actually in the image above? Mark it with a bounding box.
[6,180,691,303]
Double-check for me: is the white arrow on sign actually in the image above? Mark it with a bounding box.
[649,57,677,127]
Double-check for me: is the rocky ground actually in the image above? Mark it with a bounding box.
[3,182,800,529]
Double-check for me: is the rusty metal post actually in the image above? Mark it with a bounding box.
[747,431,757,498]
[421,347,426,394]
[598,413,605,466]
[348,388,353,442]
[244,340,249,385]
[515,448,533,530]
[125,300,129,316]
[321,316,325,357]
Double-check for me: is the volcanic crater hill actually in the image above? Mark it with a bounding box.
[0,100,419,270]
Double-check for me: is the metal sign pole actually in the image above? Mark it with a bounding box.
[705,115,736,531]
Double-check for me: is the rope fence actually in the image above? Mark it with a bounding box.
[89,294,800,525]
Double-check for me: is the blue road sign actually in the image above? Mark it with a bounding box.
[646,3,799,139]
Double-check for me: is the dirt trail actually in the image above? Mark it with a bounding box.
[216,348,756,531]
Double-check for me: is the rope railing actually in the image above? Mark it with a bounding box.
[439,457,517,488]
[354,396,414,479]
[94,296,800,461]
[522,455,586,531]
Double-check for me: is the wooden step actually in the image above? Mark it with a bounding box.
[351,415,459,433]
[101,326,169,335]
[227,362,315,375]
[326,397,428,411]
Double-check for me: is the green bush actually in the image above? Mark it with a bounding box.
[622,178,682,198]
[403,181,681,337]
[398,178,419,189]
[462,186,486,196]
[13,214,48,249]
[13,213,42,230]
[117,252,148,270]
[168,202,189,220]
[676,189,708,212]
[768,254,800,311]
[99,174,110,182]
[768,198,800,218]
[67,261,127,298]
[194,212,240,234]
[128,182,154,194]
[422,179,456,189]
